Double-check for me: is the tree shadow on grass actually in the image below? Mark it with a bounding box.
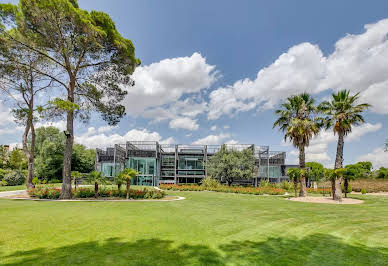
[2,234,388,265]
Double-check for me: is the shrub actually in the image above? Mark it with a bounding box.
[32,177,41,185]
[279,181,293,191]
[0,169,11,180]
[350,179,388,192]
[159,184,286,195]
[259,180,270,187]
[3,171,25,186]
[28,187,61,199]
[342,183,352,193]
[200,177,220,189]
[49,178,61,184]
[0,179,7,186]
[361,188,367,194]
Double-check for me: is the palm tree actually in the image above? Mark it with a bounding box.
[118,168,138,199]
[286,168,301,197]
[319,90,370,201]
[274,93,320,197]
[87,171,104,198]
[71,171,82,191]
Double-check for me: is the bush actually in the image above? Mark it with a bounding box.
[0,179,7,186]
[342,183,352,193]
[200,177,220,189]
[279,181,293,191]
[28,187,61,199]
[361,188,367,194]
[3,171,25,186]
[0,169,11,180]
[49,179,61,184]
[159,184,286,195]
[28,186,166,200]
[259,180,270,187]
[32,177,41,185]
[350,179,388,192]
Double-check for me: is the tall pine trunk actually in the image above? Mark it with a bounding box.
[22,89,35,189]
[333,132,344,201]
[22,121,35,189]
[299,145,307,197]
[60,79,75,199]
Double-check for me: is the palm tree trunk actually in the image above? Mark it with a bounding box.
[94,182,98,198]
[299,146,307,197]
[334,132,344,201]
[293,177,298,197]
[344,178,349,198]
[331,178,335,200]
[126,180,130,199]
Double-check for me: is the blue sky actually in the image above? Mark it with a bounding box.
[1,0,388,168]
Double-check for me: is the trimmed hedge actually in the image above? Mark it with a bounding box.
[160,184,286,195]
[28,186,165,200]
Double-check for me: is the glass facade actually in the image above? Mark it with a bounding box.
[178,156,204,170]
[259,166,282,178]
[101,163,121,177]
[127,157,158,186]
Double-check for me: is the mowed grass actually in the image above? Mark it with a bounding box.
[1,191,388,265]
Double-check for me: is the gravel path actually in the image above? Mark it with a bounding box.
[0,190,26,198]
[288,196,364,204]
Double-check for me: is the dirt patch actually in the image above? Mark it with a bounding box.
[288,196,364,204]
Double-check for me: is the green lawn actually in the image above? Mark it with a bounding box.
[0,184,26,192]
[1,191,388,265]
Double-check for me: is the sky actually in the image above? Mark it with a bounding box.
[1,0,388,168]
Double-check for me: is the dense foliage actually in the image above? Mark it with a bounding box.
[206,145,255,186]
[33,126,95,181]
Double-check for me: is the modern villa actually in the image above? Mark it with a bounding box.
[95,141,292,186]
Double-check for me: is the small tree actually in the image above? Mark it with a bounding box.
[115,173,123,191]
[206,145,255,186]
[118,168,138,199]
[87,170,104,198]
[71,171,81,191]
[306,162,324,189]
[287,168,301,197]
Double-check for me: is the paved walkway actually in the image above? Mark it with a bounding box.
[0,190,26,198]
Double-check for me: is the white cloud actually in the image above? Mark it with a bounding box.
[208,18,388,119]
[124,53,217,116]
[319,19,388,114]
[35,120,67,131]
[285,123,382,164]
[210,125,217,131]
[75,128,175,149]
[358,147,388,168]
[192,133,231,145]
[169,117,199,131]
[208,43,326,119]
[225,139,239,145]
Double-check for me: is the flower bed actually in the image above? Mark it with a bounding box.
[28,186,165,200]
[159,184,286,195]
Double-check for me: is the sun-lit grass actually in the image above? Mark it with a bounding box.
[0,184,26,192]
[1,191,388,265]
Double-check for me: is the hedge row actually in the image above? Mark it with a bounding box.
[159,184,286,195]
[28,187,166,200]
